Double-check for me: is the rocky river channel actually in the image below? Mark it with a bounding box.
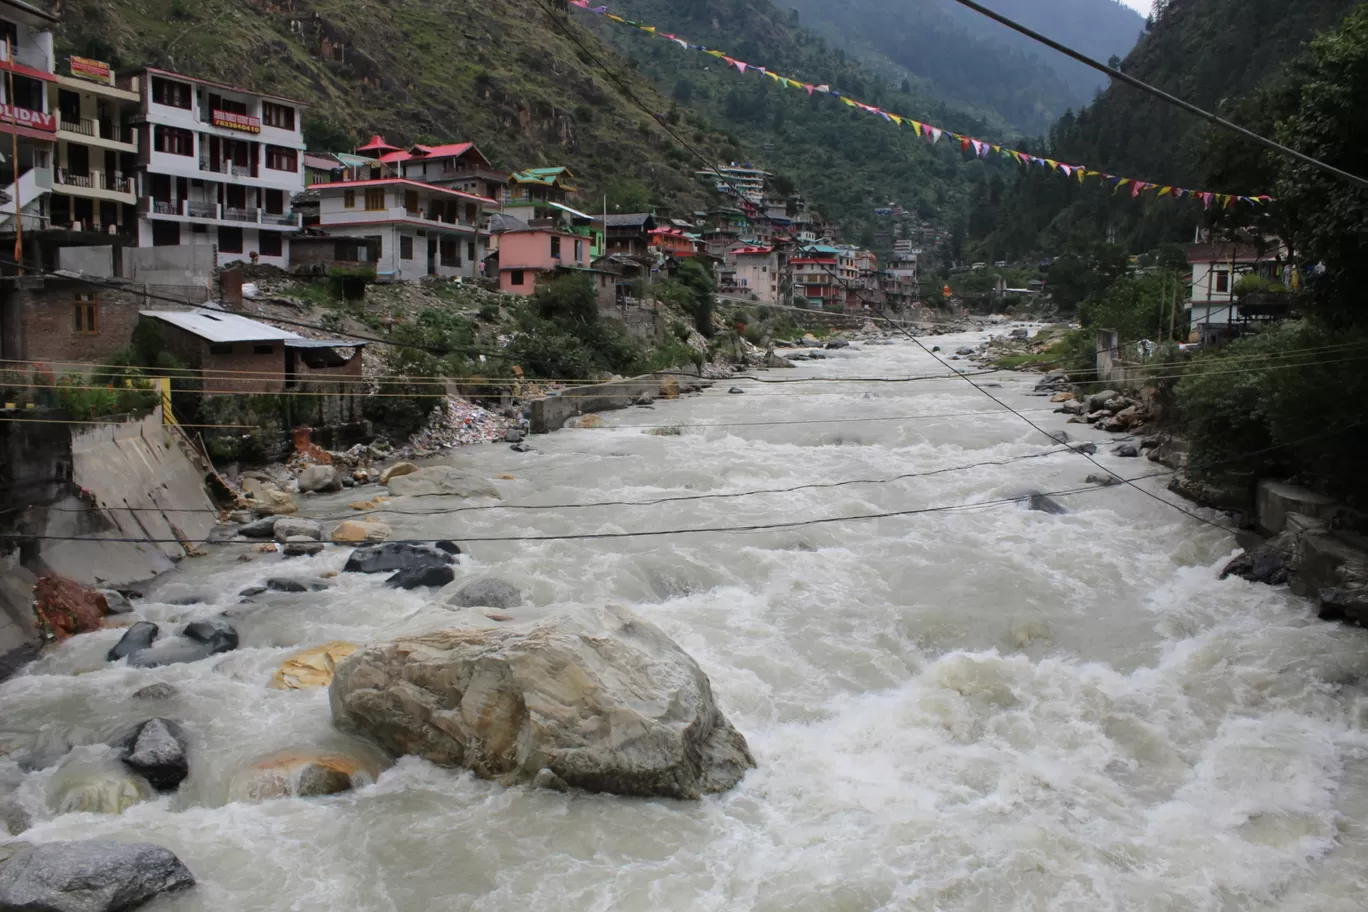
[3,329,1368,911]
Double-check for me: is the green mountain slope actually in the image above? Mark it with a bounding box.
[783,0,1145,133]
[972,0,1361,258]
[52,0,735,206]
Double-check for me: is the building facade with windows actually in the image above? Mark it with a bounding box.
[729,245,779,306]
[0,0,58,236]
[47,55,138,235]
[311,178,493,282]
[1186,242,1266,329]
[128,67,305,269]
[495,226,592,296]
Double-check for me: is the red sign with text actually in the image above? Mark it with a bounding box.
[0,104,56,133]
[69,56,112,83]
[212,110,261,134]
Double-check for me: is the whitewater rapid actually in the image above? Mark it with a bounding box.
[3,330,1367,911]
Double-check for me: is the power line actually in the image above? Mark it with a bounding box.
[947,0,1368,190]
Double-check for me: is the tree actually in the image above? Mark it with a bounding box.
[604,180,653,213]
[1274,5,1368,328]
[672,77,694,104]
[302,118,355,153]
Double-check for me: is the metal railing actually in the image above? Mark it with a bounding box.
[58,117,97,137]
[223,206,258,222]
[55,169,94,188]
[262,212,298,226]
[186,201,218,219]
[230,164,253,178]
[102,174,134,194]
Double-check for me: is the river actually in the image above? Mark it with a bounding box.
[4,330,1368,911]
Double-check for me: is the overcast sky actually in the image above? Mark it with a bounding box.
[1120,0,1151,14]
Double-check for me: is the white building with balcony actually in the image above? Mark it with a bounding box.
[128,66,305,269]
[47,54,138,235]
[310,178,494,282]
[0,0,58,236]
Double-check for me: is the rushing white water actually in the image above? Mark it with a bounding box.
[4,330,1368,911]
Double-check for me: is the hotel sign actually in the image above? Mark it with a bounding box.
[69,55,113,84]
[0,104,56,133]
[212,110,261,134]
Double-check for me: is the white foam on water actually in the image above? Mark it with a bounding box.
[4,330,1368,910]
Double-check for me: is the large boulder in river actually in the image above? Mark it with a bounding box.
[229,751,380,802]
[386,467,500,499]
[108,622,158,662]
[126,620,238,668]
[269,641,359,690]
[378,462,419,485]
[297,465,342,494]
[242,478,298,516]
[331,520,392,543]
[1086,389,1121,412]
[329,603,755,799]
[0,840,195,912]
[33,577,107,641]
[273,518,322,542]
[384,565,455,590]
[116,719,188,792]
[343,542,453,575]
[448,578,523,610]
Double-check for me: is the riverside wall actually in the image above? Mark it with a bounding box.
[530,368,709,434]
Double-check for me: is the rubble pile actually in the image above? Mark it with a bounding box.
[1035,374,1153,435]
[398,398,522,458]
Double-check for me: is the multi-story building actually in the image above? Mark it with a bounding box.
[48,54,138,234]
[1185,241,1267,329]
[730,245,780,306]
[0,0,57,236]
[792,245,841,309]
[501,166,576,222]
[308,177,494,282]
[696,162,769,202]
[129,66,305,269]
[494,225,595,296]
[360,136,508,208]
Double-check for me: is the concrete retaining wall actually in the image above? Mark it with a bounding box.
[530,368,708,434]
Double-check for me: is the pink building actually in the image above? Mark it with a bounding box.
[497,227,592,295]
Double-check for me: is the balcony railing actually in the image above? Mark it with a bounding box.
[187,201,218,219]
[55,169,94,189]
[231,164,253,178]
[262,211,297,226]
[224,206,258,222]
[58,117,97,138]
[0,43,50,73]
[102,174,133,194]
[199,158,225,174]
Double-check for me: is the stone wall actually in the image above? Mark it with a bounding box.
[530,368,708,434]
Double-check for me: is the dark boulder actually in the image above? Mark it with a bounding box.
[0,840,195,912]
[1318,587,1368,623]
[107,622,158,663]
[0,644,40,684]
[824,339,850,349]
[1027,492,1068,515]
[117,718,188,792]
[343,542,454,575]
[265,578,328,593]
[385,565,456,590]
[1114,444,1140,458]
[132,683,178,701]
[510,443,533,453]
[505,429,526,443]
[236,517,280,539]
[433,540,462,556]
[728,387,746,394]
[238,586,267,598]
[1220,547,1290,586]
[183,619,239,653]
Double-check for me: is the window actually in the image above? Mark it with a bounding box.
[151,221,180,246]
[261,102,296,131]
[253,344,275,355]
[574,239,583,261]
[365,235,382,259]
[404,190,419,215]
[153,126,194,156]
[467,241,476,262]
[1214,269,1230,293]
[510,269,525,287]
[208,343,232,356]
[551,236,561,260]
[440,237,460,267]
[465,203,477,224]
[218,226,243,254]
[343,189,355,209]
[72,295,98,335]
[400,235,414,260]
[151,77,192,109]
[264,189,284,215]
[364,188,385,211]
[259,231,283,258]
[265,145,297,172]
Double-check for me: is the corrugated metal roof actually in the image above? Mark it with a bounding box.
[285,338,365,349]
[548,201,598,222]
[141,310,302,344]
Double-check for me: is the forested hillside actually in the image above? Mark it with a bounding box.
[783,0,1145,133]
[595,0,1006,247]
[970,0,1361,259]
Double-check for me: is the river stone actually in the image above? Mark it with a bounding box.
[448,578,523,610]
[269,642,359,690]
[331,520,392,543]
[0,800,30,836]
[274,518,322,542]
[378,462,420,484]
[117,719,188,792]
[230,751,378,802]
[236,516,280,539]
[0,840,195,912]
[825,339,850,349]
[1027,492,1068,515]
[131,683,178,701]
[242,479,298,516]
[1086,389,1121,411]
[343,543,453,575]
[183,619,239,653]
[297,465,342,494]
[434,540,462,556]
[107,622,158,663]
[266,578,329,593]
[1114,443,1140,458]
[1085,473,1122,487]
[384,565,455,590]
[97,591,133,616]
[126,640,217,669]
[282,537,325,558]
[386,467,501,499]
[330,602,756,799]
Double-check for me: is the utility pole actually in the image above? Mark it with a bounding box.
[6,36,22,273]
[1169,270,1180,342]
